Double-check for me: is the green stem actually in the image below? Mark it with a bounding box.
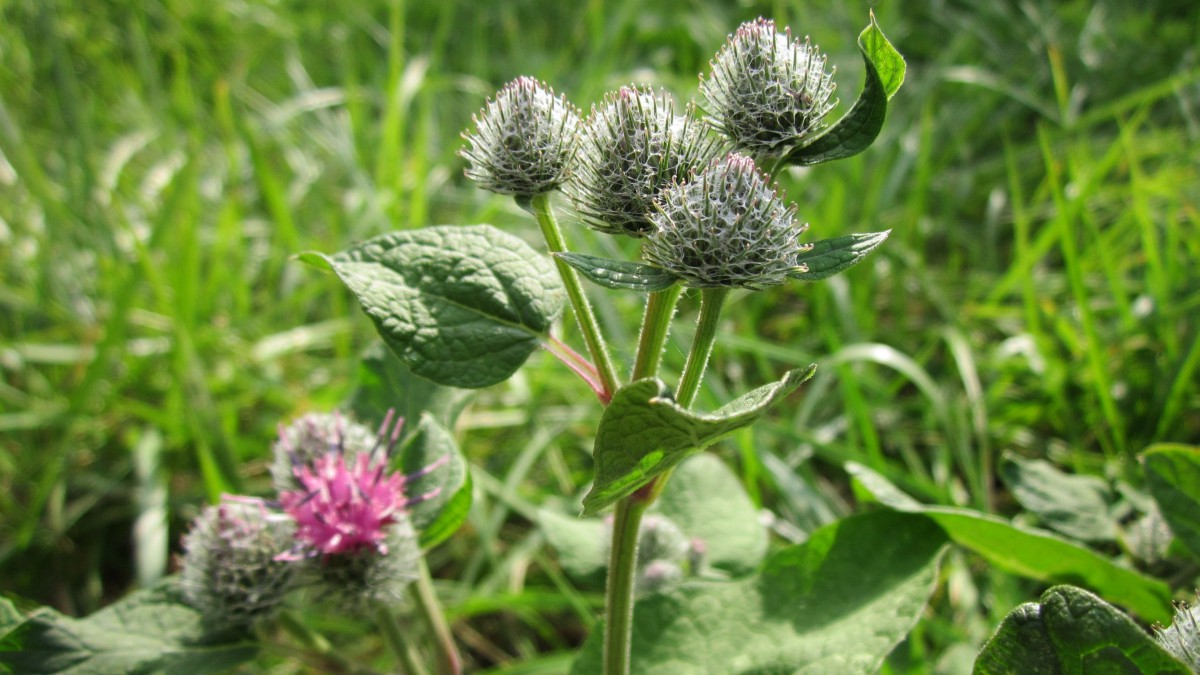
[603,286,731,675]
[675,287,731,409]
[374,600,429,675]
[277,610,368,674]
[630,285,683,381]
[411,558,462,675]
[602,490,653,675]
[527,193,620,400]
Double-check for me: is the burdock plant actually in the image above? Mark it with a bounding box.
[6,12,909,675]
[304,13,905,674]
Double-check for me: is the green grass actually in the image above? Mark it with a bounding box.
[1,0,1198,670]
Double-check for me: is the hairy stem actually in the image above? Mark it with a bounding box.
[602,489,653,675]
[527,193,620,400]
[603,285,729,675]
[374,600,429,675]
[630,285,683,381]
[675,287,731,409]
[411,558,462,675]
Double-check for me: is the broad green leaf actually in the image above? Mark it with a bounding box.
[581,366,816,515]
[571,511,948,674]
[541,455,768,585]
[787,231,891,281]
[999,452,1118,542]
[347,341,472,432]
[0,579,256,674]
[554,252,680,292]
[399,413,472,549]
[1143,444,1200,559]
[848,463,1172,624]
[310,225,564,388]
[974,585,1188,675]
[783,13,906,166]
[654,454,766,575]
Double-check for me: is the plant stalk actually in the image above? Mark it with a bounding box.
[411,558,462,675]
[374,600,429,675]
[630,285,683,381]
[602,489,653,675]
[527,193,620,400]
[602,286,730,675]
[675,287,731,409]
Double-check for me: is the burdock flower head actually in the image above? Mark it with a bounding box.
[569,86,722,237]
[1157,596,1200,671]
[276,412,443,603]
[180,496,296,626]
[700,18,837,156]
[460,76,581,197]
[277,413,440,560]
[644,153,806,289]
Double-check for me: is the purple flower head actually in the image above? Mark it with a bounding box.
[277,412,444,560]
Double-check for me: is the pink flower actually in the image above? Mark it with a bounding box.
[276,413,443,560]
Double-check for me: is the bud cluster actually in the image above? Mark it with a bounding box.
[644,153,806,289]
[181,411,440,622]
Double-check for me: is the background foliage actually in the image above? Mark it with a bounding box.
[1,0,1197,671]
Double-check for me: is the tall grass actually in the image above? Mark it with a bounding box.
[1,0,1197,668]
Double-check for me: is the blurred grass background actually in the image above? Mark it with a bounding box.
[1,0,1197,671]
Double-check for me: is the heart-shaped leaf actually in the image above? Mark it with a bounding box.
[570,511,947,674]
[848,462,1171,624]
[974,585,1188,675]
[0,579,256,674]
[398,413,471,549]
[582,366,815,515]
[787,231,890,281]
[306,225,565,388]
[1143,444,1200,560]
[555,252,680,292]
[783,13,905,167]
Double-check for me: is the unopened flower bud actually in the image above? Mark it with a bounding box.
[636,514,690,567]
[570,86,722,237]
[181,496,295,626]
[701,18,837,155]
[460,76,581,197]
[644,153,807,289]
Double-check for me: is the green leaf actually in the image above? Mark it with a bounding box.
[974,585,1189,675]
[783,13,906,166]
[654,454,766,576]
[581,366,816,516]
[399,413,472,549]
[347,341,472,432]
[318,225,565,388]
[554,252,680,292]
[1143,444,1200,560]
[848,463,1172,624]
[999,452,1118,543]
[570,511,947,674]
[0,580,256,674]
[787,231,891,281]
